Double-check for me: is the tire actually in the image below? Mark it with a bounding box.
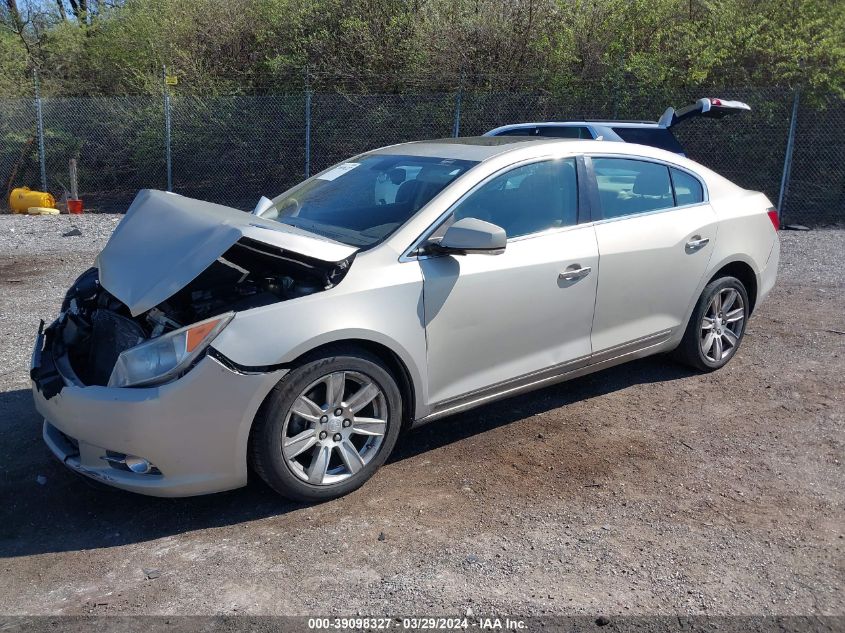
[673,276,750,372]
[250,349,402,502]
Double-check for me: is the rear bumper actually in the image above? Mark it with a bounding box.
[32,339,286,497]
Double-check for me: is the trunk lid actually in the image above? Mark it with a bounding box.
[658,98,751,128]
[96,190,358,316]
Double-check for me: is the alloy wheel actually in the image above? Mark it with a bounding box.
[281,371,387,485]
[700,287,745,363]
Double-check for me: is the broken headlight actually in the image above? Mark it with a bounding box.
[107,313,234,388]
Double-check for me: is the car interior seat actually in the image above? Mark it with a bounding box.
[630,168,673,212]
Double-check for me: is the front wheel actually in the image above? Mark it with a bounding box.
[674,276,749,372]
[250,350,402,502]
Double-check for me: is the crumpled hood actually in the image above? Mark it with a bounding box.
[96,190,358,316]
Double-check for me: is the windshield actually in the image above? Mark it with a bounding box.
[263,154,478,247]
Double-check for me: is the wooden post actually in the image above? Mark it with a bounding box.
[69,158,78,200]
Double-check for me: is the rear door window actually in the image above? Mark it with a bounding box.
[592,158,674,219]
[611,127,684,154]
[670,168,704,206]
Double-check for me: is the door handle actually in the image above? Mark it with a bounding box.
[559,264,592,281]
[686,236,710,252]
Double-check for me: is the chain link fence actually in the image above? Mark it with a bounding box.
[170,94,305,209]
[40,97,167,212]
[1,84,842,225]
[311,93,456,175]
[786,93,845,224]
[0,99,38,200]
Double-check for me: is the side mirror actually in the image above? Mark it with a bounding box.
[434,217,506,256]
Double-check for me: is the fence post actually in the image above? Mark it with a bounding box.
[304,70,312,179]
[777,87,800,219]
[452,74,463,138]
[162,65,173,192]
[33,68,47,192]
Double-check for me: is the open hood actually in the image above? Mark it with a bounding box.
[96,190,358,316]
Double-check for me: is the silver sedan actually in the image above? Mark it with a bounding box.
[31,137,780,501]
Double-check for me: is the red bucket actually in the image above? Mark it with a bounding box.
[67,199,83,214]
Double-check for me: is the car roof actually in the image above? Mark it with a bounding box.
[368,135,694,164]
[366,136,567,161]
[366,137,737,190]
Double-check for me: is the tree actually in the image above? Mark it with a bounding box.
[0,0,842,97]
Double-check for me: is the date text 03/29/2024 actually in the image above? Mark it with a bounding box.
[307,617,528,630]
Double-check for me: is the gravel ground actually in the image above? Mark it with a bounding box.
[0,214,842,617]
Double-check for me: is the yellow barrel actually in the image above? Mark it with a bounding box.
[9,187,56,214]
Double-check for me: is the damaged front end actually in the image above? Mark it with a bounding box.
[32,235,354,399]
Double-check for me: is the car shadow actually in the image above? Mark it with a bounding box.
[0,356,694,558]
[389,356,695,463]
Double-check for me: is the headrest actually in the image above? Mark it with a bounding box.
[632,172,670,197]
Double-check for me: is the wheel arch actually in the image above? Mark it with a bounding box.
[675,255,761,350]
[244,335,421,483]
[706,259,759,314]
[291,339,418,430]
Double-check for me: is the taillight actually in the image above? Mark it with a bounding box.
[767,207,780,231]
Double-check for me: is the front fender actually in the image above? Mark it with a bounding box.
[210,262,430,419]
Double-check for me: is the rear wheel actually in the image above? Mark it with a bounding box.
[250,350,402,502]
[674,276,749,372]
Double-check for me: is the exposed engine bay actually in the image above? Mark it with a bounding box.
[38,237,354,391]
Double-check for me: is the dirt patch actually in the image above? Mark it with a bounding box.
[0,258,41,283]
[0,222,842,616]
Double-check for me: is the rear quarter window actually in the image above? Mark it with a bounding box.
[612,127,684,154]
[670,168,704,206]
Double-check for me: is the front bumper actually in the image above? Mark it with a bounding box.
[32,331,286,497]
